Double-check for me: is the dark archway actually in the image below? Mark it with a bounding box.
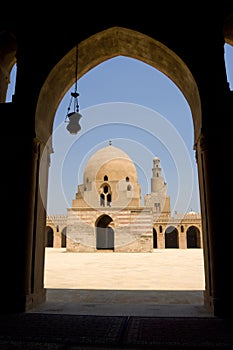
[46,227,54,247]
[0,5,233,320]
[61,228,67,248]
[165,226,179,248]
[153,228,157,249]
[187,226,201,248]
[34,26,205,315]
[96,215,114,250]
[35,26,202,298]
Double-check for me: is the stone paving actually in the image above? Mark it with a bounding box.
[29,248,211,317]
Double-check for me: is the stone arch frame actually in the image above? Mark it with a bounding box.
[0,11,233,318]
[35,27,202,144]
[35,27,202,143]
[34,25,204,307]
[9,24,231,314]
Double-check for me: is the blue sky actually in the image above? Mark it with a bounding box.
[7,44,233,216]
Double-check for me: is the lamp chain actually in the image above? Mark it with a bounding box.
[74,44,78,96]
[66,45,79,119]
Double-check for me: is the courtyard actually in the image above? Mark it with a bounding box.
[28,248,210,317]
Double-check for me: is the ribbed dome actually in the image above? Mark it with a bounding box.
[83,144,138,183]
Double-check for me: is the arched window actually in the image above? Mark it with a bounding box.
[100,194,105,206]
[104,175,108,181]
[126,177,129,182]
[154,203,161,212]
[107,194,112,206]
[100,184,112,207]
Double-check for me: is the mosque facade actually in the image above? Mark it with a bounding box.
[46,143,202,252]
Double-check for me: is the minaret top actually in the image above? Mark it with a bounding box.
[153,156,160,164]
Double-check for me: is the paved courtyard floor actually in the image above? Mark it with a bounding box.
[30,248,211,317]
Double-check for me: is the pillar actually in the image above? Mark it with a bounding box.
[196,93,233,317]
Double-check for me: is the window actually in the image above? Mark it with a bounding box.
[100,194,105,206]
[100,184,112,207]
[154,203,161,212]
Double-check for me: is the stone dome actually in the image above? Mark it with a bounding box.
[185,210,200,217]
[83,144,138,183]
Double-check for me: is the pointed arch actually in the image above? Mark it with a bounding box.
[35,26,201,145]
[165,226,179,248]
[45,226,54,247]
[186,226,201,248]
[96,214,114,250]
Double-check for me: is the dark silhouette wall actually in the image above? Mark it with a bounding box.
[0,5,233,318]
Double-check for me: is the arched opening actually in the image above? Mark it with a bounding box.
[96,215,114,250]
[0,29,16,103]
[5,63,16,102]
[153,228,157,249]
[224,43,233,90]
[186,226,201,248]
[165,226,179,248]
[45,226,54,248]
[36,26,205,315]
[61,228,67,248]
[99,184,112,207]
[0,6,233,335]
[35,27,201,143]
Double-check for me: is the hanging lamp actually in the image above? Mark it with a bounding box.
[64,45,82,135]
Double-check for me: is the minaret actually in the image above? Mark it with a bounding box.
[151,156,166,194]
[144,155,170,215]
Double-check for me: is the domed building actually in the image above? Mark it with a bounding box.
[66,142,153,252]
[73,142,142,209]
[46,142,202,252]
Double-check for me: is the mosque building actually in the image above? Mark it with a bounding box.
[46,142,202,252]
